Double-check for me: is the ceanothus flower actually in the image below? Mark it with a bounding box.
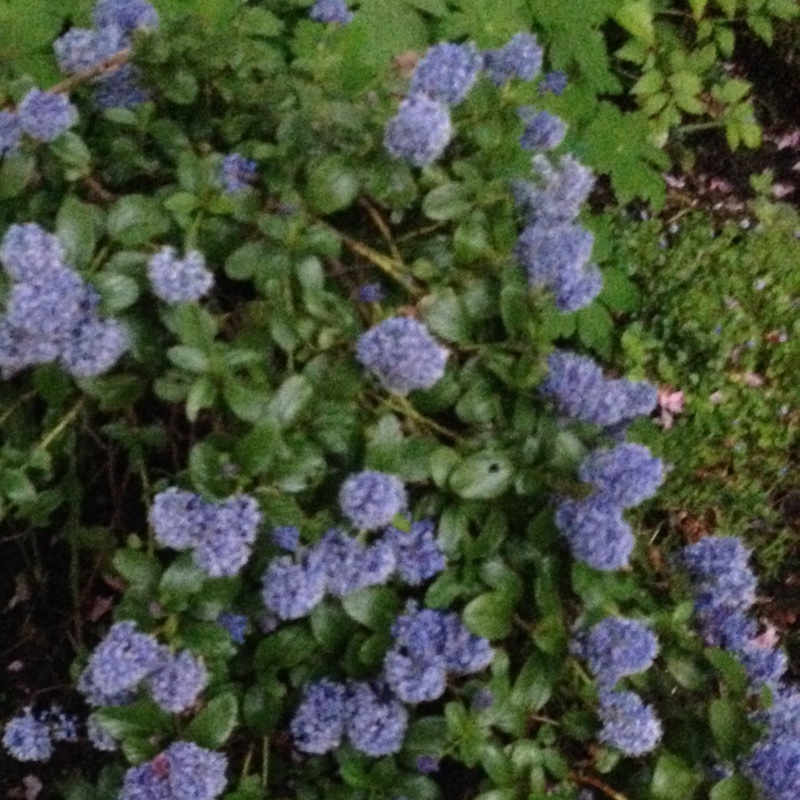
[149,488,209,550]
[578,443,664,508]
[220,153,257,193]
[517,107,567,151]
[356,316,448,395]
[409,42,481,105]
[482,33,542,86]
[290,679,347,754]
[555,496,634,571]
[312,529,396,596]
[2,708,53,762]
[736,644,787,692]
[93,0,159,35]
[309,0,353,24]
[383,647,447,703]
[272,525,300,551]
[48,706,79,742]
[743,735,800,800]
[679,536,752,582]
[0,111,21,157]
[383,518,446,585]
[17,89,78,143]
[572,617,659,687]
[539,70,568,96]
[1,223,65,282]
[148,246,214,304]
[60,317,130,378]
[345,682,408,756]
[146,650,208,713]
[78,621,163,700]
[339,470,407,531]
[192,494,262,578]
[261,553,327,620]
[53,25,123,75]
[121,742,227,800]
[384,94,453,167]
[217,612,248,644]
[87,714,118,752]
[597,690,662,756]
[93,64,150,110]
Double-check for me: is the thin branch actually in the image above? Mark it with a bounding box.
[359,196,403,262]
[571,773,630,800]
[49,49,132,96]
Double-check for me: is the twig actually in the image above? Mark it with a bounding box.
[0,390,36,427]
[359,196,403,262]
[380,393,462,443]
[35,399,85,451]
[571,773,630,800]
[49,49,132,96]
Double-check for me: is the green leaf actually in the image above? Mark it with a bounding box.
[463,592,515,639]
[449,451,514,500]
[107,195,170,246]
[421,288,472,343]
[225,242,271,281]
[0,154,35,198]
[341,586,401,630]
[268,375,313,427]
[422,183,473,221]
[185,692,238,749]
[709,697,749,759]
[614,1,656,44]
[95,702,171,740]
[651,753,703,800]
[113,549,161,598]
[159,553,207,611]
[168,346,210,374]
[94,273,140,312]
[305,156,359,215]
[57,196,100,268]
[709,775,756,800]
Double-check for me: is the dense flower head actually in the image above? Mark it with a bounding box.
[345,682,408,756]
[309,0,353,24]
[518,107,567,151]
[696,607,756,649]
[578,444,664,508]
[79,621,163,701]
[93,0,159,35]
[383,647,447,703]
[146,650,208,713]
[220,153,257,193]
[539,70,568,96]
[272,525,300,551]
[555,496,634,571]
[339,470,407,530]
[17,89,78,143]
[313,529,396,596]
[148,246,214,304]
[541,350,658,429]
[121,742,227,800]
[409,42,481,105]
[290,679,347,754]
[515,220,600,312]
[2,708,53,762]
[513,154,595,226]
[93,64,150,110]
[53,25,123,74]
[150,488,208,550]
[384,95,453,167]
[87,714,118,752]
[743,735,800,800]
[217,612,248,644]
[597,690,662,756]
[1,223,65,282]
[0,111,21,156]
[261,553,327,620]
[60,316,130,378]
[5,269,87,340]
[482,33,542,86]
[572,617,659,687]
[48,706,79,742]
[383,518,446,585]
[736,644,787,691]
[356,316,448,395]
[679,536,752,582]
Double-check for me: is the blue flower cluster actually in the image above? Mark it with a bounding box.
[555,496,633,571]
[147,246,214,305]
[291,680,407,757]
[77,621,208,714]
[0,88,78,157]
[272,524,300,551]
[541,350,657,430]
[356,316,448,395]
[220,153,257,193]
[2,708,54,762]
[384,602,493,703]
[309,0,353,24]
[149,488,262,577]
[597,690,663,756]
[339,470,407,530]
[385,33,544,167]
[517,107,566,151]
[571,617,659,688]
[384,519,446,585]
[54,0,157,110]
[121,741,227,800]
[0,223,129,379]
[217,612,248,644]
[577,443,664,508]
[539,70,568,96]
[87,714,118,752]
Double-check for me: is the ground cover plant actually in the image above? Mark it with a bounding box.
[0,2,798,800]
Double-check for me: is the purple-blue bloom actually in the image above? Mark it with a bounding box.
[518,107,567,151]
[410,42,481,105]
[383,518,446,585]
[597,690,662,756]
[220,153,257,193]
[290,679,347,754]
[217,612,248,644]
[555,496,634,571]
[0,111,21,157]
[2,708,53,762]
[384,95,453,168]
[53,26,123,74]
[150,488,208,550]
[309,0,353,24]
[261,553,327,620]
[743,735,800,800]
[482,33,543,86]
[93,0,159,35]
[60,317,130,378]
[356,316,448,395]
[539,70,568,96]
[272,525,300,551]
[147,650,208,713]
[358,283,384,303]
[578,443,664,508]
[416,755,440,773]
[312,528,396,596]
[345,681,408,756]
[572,617,658,687]
[93,64,150,110]
[339,470,407,531]
[1,223,65,282]
[17,89,78,143]
[384,646,447,703]
[679,536,752,582]
[87,714,118,752]
[148,246,214,304]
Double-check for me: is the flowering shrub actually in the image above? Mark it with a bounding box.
[0,3,796,800]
